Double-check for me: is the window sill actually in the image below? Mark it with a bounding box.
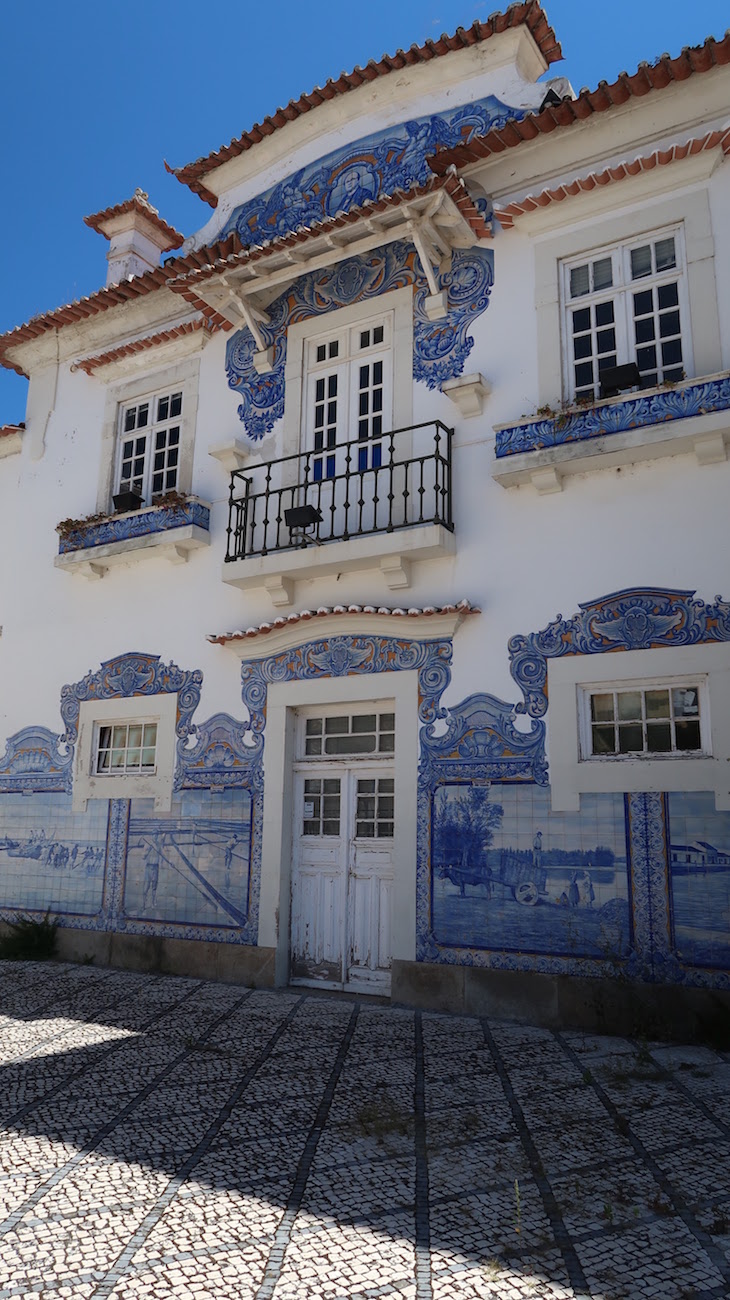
[493,372,730,491]
[222,522,456,608]
[55,497,211,580]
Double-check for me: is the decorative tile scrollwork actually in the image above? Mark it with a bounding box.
[60,652,203,753]
[225,240,494,440]
[0,726,73,794]
[509,587,730,719]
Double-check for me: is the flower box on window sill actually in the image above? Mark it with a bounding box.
[55,495,211,580]
[492,371,730,493]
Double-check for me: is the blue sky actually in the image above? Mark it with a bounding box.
[1,0,727,421]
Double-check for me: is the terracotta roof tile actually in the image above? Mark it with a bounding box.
[168,4,562,205]
[494,128,730,226]
[428,31,730,172]
[0,423,24,438]
[0,234,243,368]
[84,189,184,250]
[73,318,214,375]
[208,600,479,645]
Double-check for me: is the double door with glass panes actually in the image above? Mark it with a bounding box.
[301,315,392,540]
[290,708,395,993]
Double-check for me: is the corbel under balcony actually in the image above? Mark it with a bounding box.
[493,372,730,492]
[222,523,455,608]
[441,373,492,417]
[55,497,211,579]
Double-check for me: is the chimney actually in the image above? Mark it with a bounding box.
[84,189,184,287]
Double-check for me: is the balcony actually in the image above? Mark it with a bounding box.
[222,421,455,606]
[492,372,730,493]
[55,496,211,580]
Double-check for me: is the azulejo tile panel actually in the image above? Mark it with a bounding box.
[57,501,210,554]
[666,792,730,969]
[225,240,494,440]
[0,792,109,919]
[220,95,517,248]
[495,374,730,458]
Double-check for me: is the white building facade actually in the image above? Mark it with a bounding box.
[1,5,729,1030]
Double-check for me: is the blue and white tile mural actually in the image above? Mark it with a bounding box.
[0,793,108,916]
[124,789,252,928]
[431,785,630,959]
[667,792,730,968]
[0,588,728,991]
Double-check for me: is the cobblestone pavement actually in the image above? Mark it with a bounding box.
[0,963,729,1299]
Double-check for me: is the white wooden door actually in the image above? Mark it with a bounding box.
[290,766,394,992]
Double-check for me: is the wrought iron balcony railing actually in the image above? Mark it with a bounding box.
[225,421,453,562]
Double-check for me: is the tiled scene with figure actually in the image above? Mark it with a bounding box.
[0,2,729,1034]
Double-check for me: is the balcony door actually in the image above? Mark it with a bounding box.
[301,314,393,540]
[290,708,395,994]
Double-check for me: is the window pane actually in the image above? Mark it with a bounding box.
[646,722,671,753]
[141,747,156,768]
[127,748,141,767]
[316,344,326,362]
[570,265,590,298]
[618,724,643,753]
[630,245,653,279]
[617,692,642,721]
[325,733,376,754]
[573,334,592,360]
[305,718,322,735]
[592,725,615,754]
[658,282,679,309]
[324,716,348,734]
[596,328,616,355]
[352,714,376,733]
[574,362,594,388]
[322,779,340,794]
[572,306,591,332]
[659,310,681,339]
[633,289,654,316]
[675,720,701,751]
[590,693,614,722]
[127,724,143,747]
[137,403,149,428]
[124,408,136,432]
[595,300,615,326]
[645,690,669,718]
[379,778,394,794]
[380,714,395,731]
[379,733,395,753]
[305,738,322,755]
[635,317,655,344]
[672,688,699,717]
[661,339,682,367]
[157,396,169,421]
[655,237,676,271]
[592,258,613,291]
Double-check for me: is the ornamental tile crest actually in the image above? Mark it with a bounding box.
[225,240,494,440]
[495,374,730,458]
[175,712,263,792]
[0,726,73,794]
[220,95,519,247]
[509,587,730,718]
[60,652,203,750]
[240,635,453,735]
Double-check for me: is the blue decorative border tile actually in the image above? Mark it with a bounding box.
[58,501,210,554]
[225,240,494,440]
[495,375,730,458]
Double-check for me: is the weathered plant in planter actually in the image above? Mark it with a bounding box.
[0,912,58,960]
[56,490,195,548]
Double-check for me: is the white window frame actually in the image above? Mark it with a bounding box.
[559,225,692,401]
[114,387,184,505]
[93,718,159,776]
[281,289,414,464]
[72,694,178,813]
[96,358,200,515]
[296,702,396,763]
[547,643,730,812]
[577,676,710,761]
[533,187,721,414]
